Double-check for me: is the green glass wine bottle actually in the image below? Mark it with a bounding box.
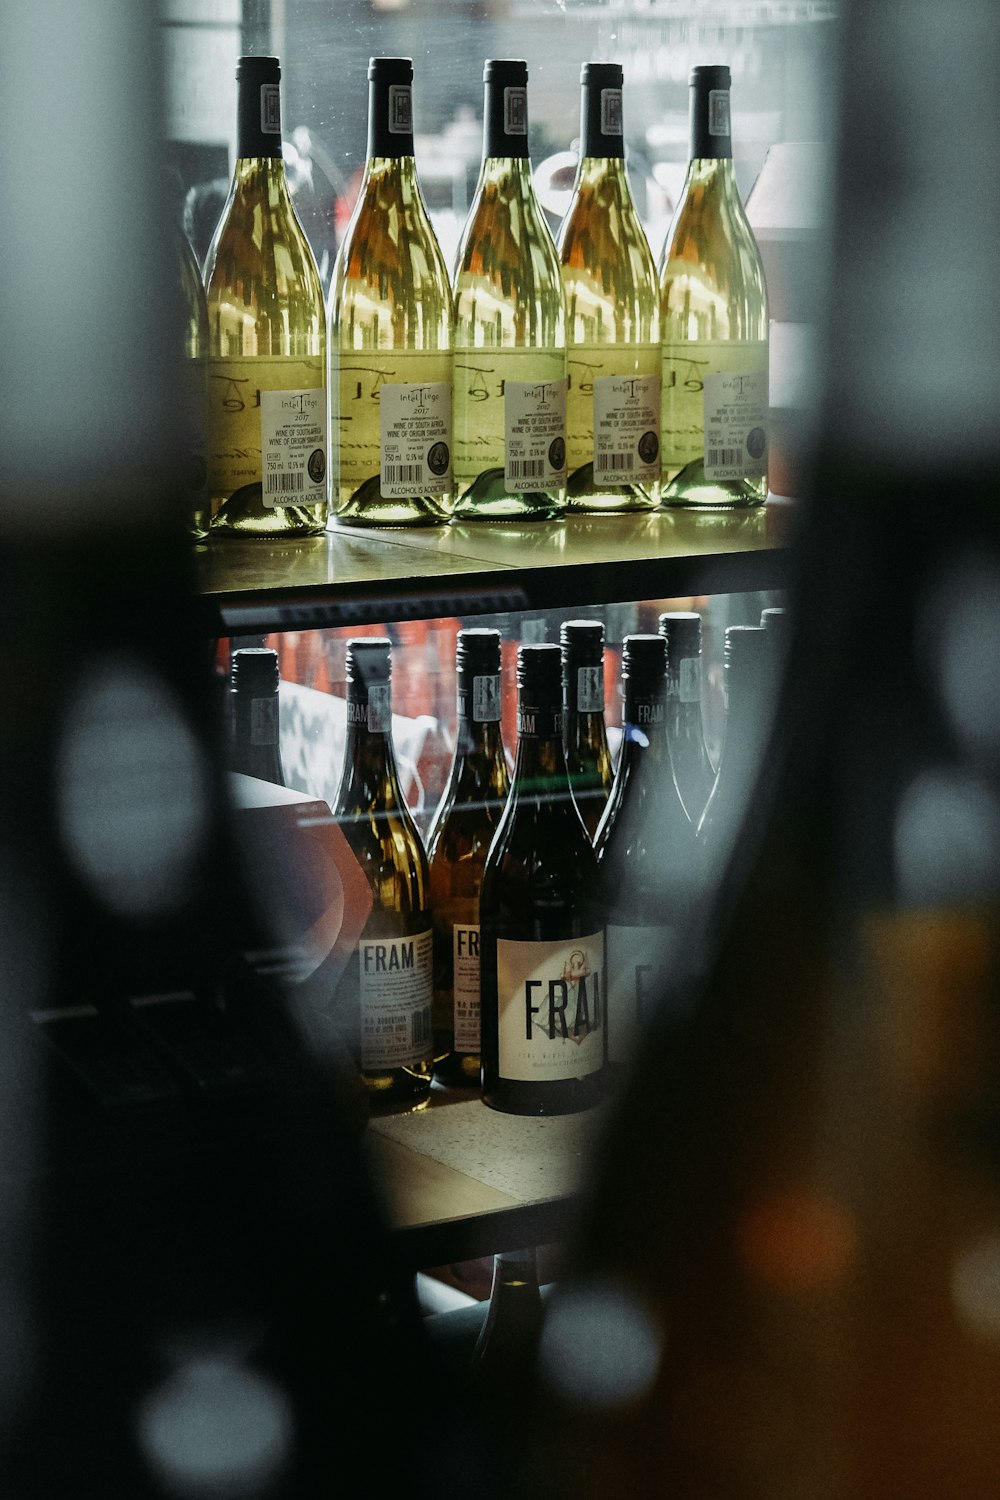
[560,619,614,841]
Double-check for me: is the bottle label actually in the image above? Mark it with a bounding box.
[605,924,675,1065]
[452,348,566,492]
[567,344,659,478]
[600,89,623,137]
[260,83,280,135]
[625,697,665,729]
[335,348,452,503]
[472,674,502,723]
[504,87,527,136]
[388,84,412,134]
[576,665,604,714]
[367,684,391,733]
[679,656,701,702]
[359,928,433,1069]
[661,340,768,478]
[250,696,279,746]
[517,706,563,739]
[378,381,451,497]
[453,923,481,1051]
[708,90,731,137]
[504,378,568,493]
[495,932,605,1082]
[206,357,326,506]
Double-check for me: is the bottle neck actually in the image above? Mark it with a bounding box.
[580,80,625,161]
[231,690,285,785]
[483,78,530,161]
[237,74,283,160]
[689,79,733,161]
[511,703,570,796]
[367,76,415,159]
[337,691,406,808]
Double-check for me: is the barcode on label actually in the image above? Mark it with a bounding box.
[265,470,306,493]
[507,459,545,480]
[383,463,424,485]
[411,1007,431,1046]
[706,448,743,468]
[596,451,636,473]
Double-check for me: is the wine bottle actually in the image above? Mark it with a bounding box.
[427,628,510,1087]
[479,643,606,1115]
[658,609,716,825]
[165,167,210,543]
[330,57,454,527]
[203,55,328,537]
[696,624,774,882]
[331,638,434,1106]
[561,619,614,841]
[229,645,286,787]
[594,633,693,1068]
[557,62,661,513]
[452,59,567,520]
[659,65,769,508]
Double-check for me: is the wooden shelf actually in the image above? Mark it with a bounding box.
[194,499,797,635]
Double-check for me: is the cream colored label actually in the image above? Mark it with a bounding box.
[567,343,659,475]
[496,932,604,1082]
[259,388,326,507]
[504,378,567,491]
[452,923,480,1052]
[379,381,451,497]
[359,928,433,1069]
[453,347,566,490]
[335,348,452,500]
[606,923,674,1065]
[206,356,325,501]
[661,340,767,476]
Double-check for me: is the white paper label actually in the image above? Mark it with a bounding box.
[472,674,502,723]
[703,369,768,482]
[378,381,451,497]
[600,88,623,136]
[708,89,730,137]
[495,932,604,1082]
[678,657,701,703]
[606,923,675,1065]
[388,84,412,134]
[504,87,527,135]
[250,697,278,746]
[576,665,603,714]
[593,373,661,482]
[452,924,481,1052]
[504,378,567,492]
[366,684,391,734]
[359,928,433,1069]
[260,83,280,134]
[258,388,327,508]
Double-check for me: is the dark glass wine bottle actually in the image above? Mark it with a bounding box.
[331,638,434,1106]
[594,634,693,1069]
[658,609,716,825]
[695,625,774,882]
[480,643,606,1115]
[427,628,510,1086]
[560,619,614,841]
[229,646,286,787]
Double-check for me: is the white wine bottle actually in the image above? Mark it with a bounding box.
[330,57,454,527]
[427,628,510,1087]
[203,55,328,537]
[557,63,661,513]
[560,619,613,841]
[659,65,769,508]
[331,638,434,1107]
[594,634,693,1069]
[479,644,606,1114]
[452,59,567,521]
[165,167,210,543]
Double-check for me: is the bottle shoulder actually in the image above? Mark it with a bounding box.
[453,169,566,338]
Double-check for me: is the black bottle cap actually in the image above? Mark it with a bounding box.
[517,642,561,697]
[724,624,769,677]
[484,58,528,85]
[581,61,623,88]
[760,606,789,631]
[622,633,667,679]
[345,638,392,687]
[369,56,412,83]
[658,610,702,647]
[231,647,279,695]
[237,55,280,83]
[560,619,604,665]
[690,63,730,91]
[456,627,502,674]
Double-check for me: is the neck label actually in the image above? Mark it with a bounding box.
[576,664,604,714]
[348,686,391,733]
[708,89,730,137]
[517,706,563,739]
[600,88,623,136]
[250,696,279,745]
[472,673,502,723]
[388,84,412,134]
[504,86,527,136]
[679,656,701,702]
[260,83,281,135]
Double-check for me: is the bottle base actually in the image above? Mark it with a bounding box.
[453,467,561,521]
[433,1051,481,1088]
[361,1062,434,1108]
[481,1072,606,1116]
[660,459,767,510]
[209,483,328,537]
[334,474,452,527]
[564,464,659,514]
